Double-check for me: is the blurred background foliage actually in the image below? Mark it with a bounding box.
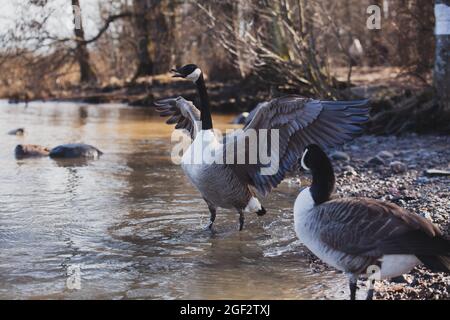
[0,0,448,133]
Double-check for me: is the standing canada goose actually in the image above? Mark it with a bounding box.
[295,144,450,300]
[155,64,369,231]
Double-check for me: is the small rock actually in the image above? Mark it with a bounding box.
[420,211,432,220]
[377,150,394,160]
[419,150,432,158]
[15,144,50,159]
[286,178,301,186]
[8,128,24,135]
[390,161,407,174]
[391,284,405,292]
[330,151,350,161]
[388,187,400,196]
[391,275,408,284]
[416,177,429,184]
[425,169,450,177]
[343,165,357,176]
[49,143,103,159]
[367,156,385,166]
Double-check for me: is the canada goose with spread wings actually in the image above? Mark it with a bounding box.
[155,64,370,231]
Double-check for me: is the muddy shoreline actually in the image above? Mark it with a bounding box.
[6,76,270,113]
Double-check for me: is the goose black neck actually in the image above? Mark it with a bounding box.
[195,74,213,130]
[309,151,335,205]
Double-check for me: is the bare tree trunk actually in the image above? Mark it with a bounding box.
[235,0,254,78]
[396,0,412,66]
[72,0,97,84]
[434,0,450,110]
[132,0,153,78]
[414,0,434,72]
[271,0,290,59]
[364,0,391,66]
[167,0,179,67]
[152,0,171,74]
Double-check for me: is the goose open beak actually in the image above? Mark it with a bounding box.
[171,68,183,78]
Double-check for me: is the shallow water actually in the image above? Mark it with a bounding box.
[0,100,349,299]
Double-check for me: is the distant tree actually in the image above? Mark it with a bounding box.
[132,0,153,78]
[366,0,388,66]
[434,0,450,111]
[199,0,342,99]
[72,0,97,84]
[151,0,173,74]
[414,0,434,72]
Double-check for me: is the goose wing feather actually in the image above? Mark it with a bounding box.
[154,97,201,140]
[225,95,370,196]
[315,198,449,257]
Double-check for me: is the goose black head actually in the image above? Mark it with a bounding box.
[300,144,332,172]
[301,144,335,204]
[171,64,202,82]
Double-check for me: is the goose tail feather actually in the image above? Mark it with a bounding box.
[417,255,450,273]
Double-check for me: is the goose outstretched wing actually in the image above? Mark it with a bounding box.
[226,95,370,196]
[154,97,201,140]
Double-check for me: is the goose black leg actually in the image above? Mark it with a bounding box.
[238,210,245,231]
[366,288,374,300]
[205,201,216,231]
[366,269,377,300]
[348,274,358,300]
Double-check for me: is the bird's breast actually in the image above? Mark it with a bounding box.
[181,130,221,167]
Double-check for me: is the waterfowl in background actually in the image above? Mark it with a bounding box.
[294,144,450,300]
[15,144,50,159]
[8,128,25,135]
[155,64,370,231]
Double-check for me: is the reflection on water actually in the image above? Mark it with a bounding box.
[0,100,348,299]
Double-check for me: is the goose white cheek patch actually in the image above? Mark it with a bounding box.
[186,68,202,82]
[301,149,310,170]
[435,4,450,35]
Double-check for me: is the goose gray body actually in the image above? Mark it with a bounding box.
[182,162,252,210]
[295,145,450,299]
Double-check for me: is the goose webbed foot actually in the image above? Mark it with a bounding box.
[203,221,216,233]
[238,211,245,231]
[209,211,216,228]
